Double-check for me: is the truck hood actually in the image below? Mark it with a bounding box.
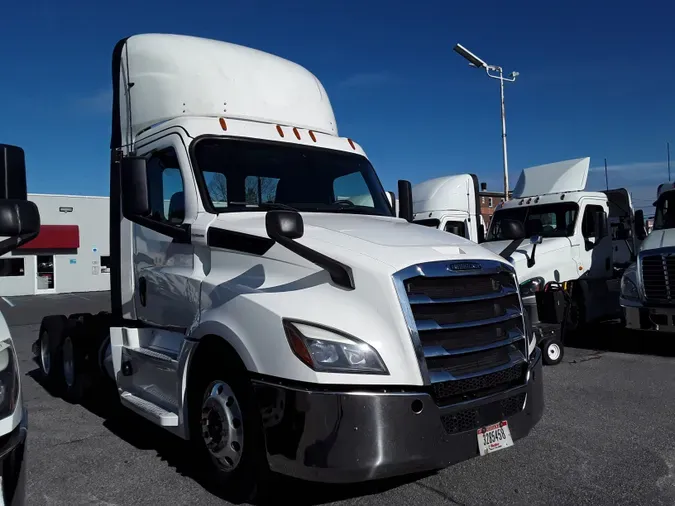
[480,237,572,277]
[640,228,675,251]
[211,212,508,272]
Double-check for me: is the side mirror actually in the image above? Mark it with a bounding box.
[121,156,151,218]
[397,180,413,222]
[501,219,525,240]
[0,144,28,201]
[530,235,543,245]
[477,224,485,243]
[265,210,304,240]
[0,200,41,256]
[634,209,647,240]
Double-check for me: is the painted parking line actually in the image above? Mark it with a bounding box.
[1,297,15,308]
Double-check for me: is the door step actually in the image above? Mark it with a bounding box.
[120,391,178,427]
[128,346,177,362]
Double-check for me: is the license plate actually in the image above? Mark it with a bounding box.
[477,420,514,456]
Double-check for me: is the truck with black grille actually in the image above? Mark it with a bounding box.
[33,33,544,501]
[621,182,674,331]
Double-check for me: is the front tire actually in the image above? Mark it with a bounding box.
[189,355,269,502]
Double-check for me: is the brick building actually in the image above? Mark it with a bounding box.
[478,183,512,227]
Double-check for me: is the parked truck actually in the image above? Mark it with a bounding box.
[0,144,41,505]
[480,157,641,364]
[620,182,671,331]
[34,33,543,500]
[411,174,486,243]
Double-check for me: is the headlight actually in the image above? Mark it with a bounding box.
[621,276,639,300]
[283,320,389,374]
[0,341,19,418]
[520,277,545,297]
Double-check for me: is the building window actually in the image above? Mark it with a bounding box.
[0,258,24,277]
[101,256,111,274]
[488,197,493,208]
[481,197,485,204]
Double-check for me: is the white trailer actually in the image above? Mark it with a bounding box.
[0,144,41,505]
[620,182,673,331]
[34,34,543,501]
[481,157,641,364]
[411,174,485,242]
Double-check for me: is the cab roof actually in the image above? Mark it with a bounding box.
[117,34,338,143]
[412,174,475,213]
[512,157,590,198]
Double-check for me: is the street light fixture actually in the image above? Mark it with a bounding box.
[453,43,518,201]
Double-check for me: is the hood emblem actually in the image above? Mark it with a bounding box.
[447,262,482,272]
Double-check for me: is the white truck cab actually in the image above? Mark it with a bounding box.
[35,33,543,500]
[481,158,639,364]
[412,174,486,242]
[620,182,675,331]
[0,144,41,506]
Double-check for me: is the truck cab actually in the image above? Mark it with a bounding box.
[481,158,638,363]
[412,174,485,242]
[35,33,543,500]
[621,182,675,331]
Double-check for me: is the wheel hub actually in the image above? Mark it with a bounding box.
[200,381,244,471]
[40,331,50,375]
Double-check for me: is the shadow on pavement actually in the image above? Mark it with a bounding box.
[26,363,427,505]
[566,320,675,358]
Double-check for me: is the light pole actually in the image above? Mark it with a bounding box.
[453,43,518,201]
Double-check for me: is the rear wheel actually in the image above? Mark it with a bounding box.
[38,316,68,385]
[61,334,88,403]
[189,352,269,503]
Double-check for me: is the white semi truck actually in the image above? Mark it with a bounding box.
[480,157,641,364]
[412,174,486,243]
[0,144,41,506]
[34,33,543,500]
[620,182,672,331]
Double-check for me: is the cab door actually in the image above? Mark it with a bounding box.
[578,200,612,279]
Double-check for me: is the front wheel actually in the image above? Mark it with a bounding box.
[541,337,564,366]
[189,359,269,502]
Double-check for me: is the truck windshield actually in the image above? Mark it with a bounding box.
[653,192,675,230]
[486,202,579,241]
[192,137,393,217]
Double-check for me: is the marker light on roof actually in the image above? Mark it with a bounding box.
[293,127,301,140]
[219,118,227,131]
[309,131,317,142]
[276,125,284,138]
[348,138,356,150]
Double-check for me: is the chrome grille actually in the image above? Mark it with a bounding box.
[393,260,528,407]
[642,254,675,301]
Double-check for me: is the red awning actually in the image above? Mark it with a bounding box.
[18,225,80,250]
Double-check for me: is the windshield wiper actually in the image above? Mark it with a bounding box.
[229,201,299,212]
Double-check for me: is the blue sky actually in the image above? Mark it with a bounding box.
[1,1,673,216]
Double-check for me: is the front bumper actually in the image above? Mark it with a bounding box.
[0,410,27,506]
[252,348,544,483]
[622,302,675,332]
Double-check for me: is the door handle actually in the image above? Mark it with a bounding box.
[139,276,147,306]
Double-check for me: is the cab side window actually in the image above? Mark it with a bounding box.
[582,204,607,239]
[146,148,185,225]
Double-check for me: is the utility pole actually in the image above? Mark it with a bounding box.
[668,142,671,182]
[604,158,609,191]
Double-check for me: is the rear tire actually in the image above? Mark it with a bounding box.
[38,316,68,385]
[189,352,269,503]
[541,337,564,366]
[61,334,90,403]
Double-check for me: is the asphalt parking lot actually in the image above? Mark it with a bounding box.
[3,292,675,505]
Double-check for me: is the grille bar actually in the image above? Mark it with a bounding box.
[642,253,673,301]
[423,330,525,358]
[416,308,522,332]
[408,285,518,305]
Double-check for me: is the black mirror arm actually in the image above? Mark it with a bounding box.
[527,243,537,268]
[269,232,355,290]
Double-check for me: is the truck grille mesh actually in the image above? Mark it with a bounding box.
[642,254,675,301]
[394,260,528,410]
[441,393,527,435]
